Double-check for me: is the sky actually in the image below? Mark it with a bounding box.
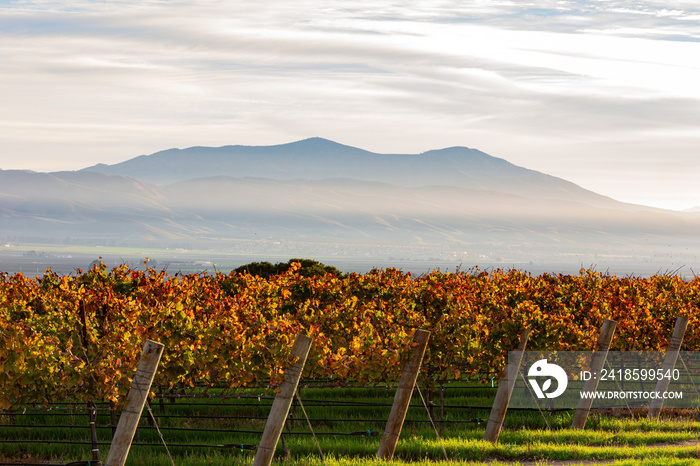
[1,0,699,211]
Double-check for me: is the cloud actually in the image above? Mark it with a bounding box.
[1,0,700,209]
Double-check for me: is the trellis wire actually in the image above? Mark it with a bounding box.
[0,378,569,464]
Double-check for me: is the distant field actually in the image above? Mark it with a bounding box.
[0,243,686,278]
[0,244,356,277]
[0,243,518,277]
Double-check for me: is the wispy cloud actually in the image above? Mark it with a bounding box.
[1,0,699,209]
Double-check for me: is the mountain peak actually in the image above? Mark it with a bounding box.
[421,145,507,162]
[268,137,374,156]
[79,138,612,206]
[292,136,344,146]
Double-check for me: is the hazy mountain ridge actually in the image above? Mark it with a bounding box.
[0,169,168,214]
[82,137,619,208]
[3,139,699,269]
[2,169,699,244]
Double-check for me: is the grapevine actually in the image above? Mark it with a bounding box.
[1,263,698,409]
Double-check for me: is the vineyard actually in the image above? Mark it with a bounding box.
[2,262,700,410]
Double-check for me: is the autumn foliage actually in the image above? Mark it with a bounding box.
[1,263,699,409]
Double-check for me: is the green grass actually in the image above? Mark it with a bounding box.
[118,453,700,466]
[3,383,700,465]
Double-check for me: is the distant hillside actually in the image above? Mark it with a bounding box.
[3,139,700,271]
[0,169,199,242]
[2,169,700,268]
[82,137,618,207]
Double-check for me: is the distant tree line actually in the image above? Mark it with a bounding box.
[234,258,343,278]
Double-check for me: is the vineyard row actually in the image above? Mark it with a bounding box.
[2,263,699,408]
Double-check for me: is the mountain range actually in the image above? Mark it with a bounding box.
[82,138,614,207]
[2,138,699,271]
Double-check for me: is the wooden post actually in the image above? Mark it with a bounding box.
[428,387,435,424]
[377,329,430,460]
[158,386,165,415]
[145,399,155,426]
[109,402,117,438]
[439,385,445,438]
[571,319,617,430]
[104,340,164,466]
[648,315,689,419]
[483,328,531,443]
[253,333,313,466]
[88,400,101,465]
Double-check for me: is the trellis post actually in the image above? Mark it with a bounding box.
[253,333,313,466]
[571,319,617,429]
[104,339,164,466]
[648,315,689,419]
[377,329,431,460]
[88,400,101,465]
[483,328,531,443]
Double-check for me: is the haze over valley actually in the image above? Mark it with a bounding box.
[2,138,699,277]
